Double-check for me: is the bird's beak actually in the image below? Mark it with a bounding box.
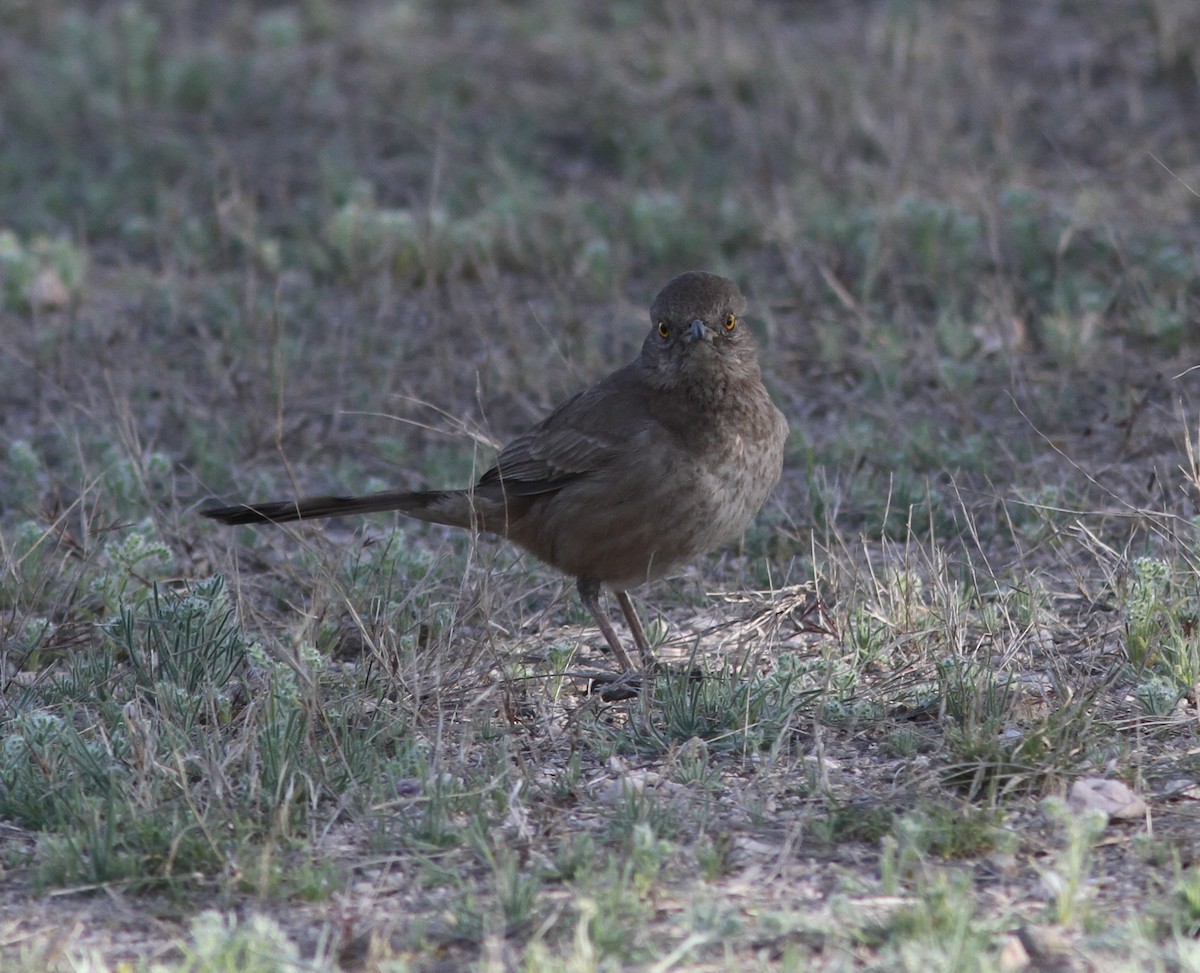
[686,319,708,342]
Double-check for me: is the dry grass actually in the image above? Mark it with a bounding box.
[2,0,1200,970]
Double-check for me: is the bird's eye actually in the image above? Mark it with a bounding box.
[724,312,737,331]
[657,321,670,339]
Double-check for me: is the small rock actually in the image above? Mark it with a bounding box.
[1068,778,1146,820]
[25,268,70,309]
[1159,779,1199,799]
[997,933,1030,971]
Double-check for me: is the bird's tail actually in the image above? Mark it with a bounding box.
[202,489,477,528]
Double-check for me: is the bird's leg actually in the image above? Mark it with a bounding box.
[615,591,656,668]
[576,579,637,672]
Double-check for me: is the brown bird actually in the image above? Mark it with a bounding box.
[203,271,788,672]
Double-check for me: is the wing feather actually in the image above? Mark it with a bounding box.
[477,366,654,496]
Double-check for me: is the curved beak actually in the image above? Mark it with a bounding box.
[686,318,708,342]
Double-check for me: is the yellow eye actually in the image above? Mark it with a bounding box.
[657,321,669,338]
[724,312,737,331]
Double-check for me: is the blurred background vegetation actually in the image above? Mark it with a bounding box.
[2,1,1200,969]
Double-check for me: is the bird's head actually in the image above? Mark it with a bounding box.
[640,271,760,397]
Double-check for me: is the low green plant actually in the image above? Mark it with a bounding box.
[1038,797,1108,927]
[1122,556,1200,691]
[0,574,404,891]
[0,228,88,313]
[1175,865,1200,938]
[638,656,821,753]
[1126,557,1173,668]
[694,830,737,881]
[1135,674,1187,718]
[815,801,896,845]
[171,910,319,973]
[603,780,679,850]
[894,802,1010,863]
[869,870,995,970]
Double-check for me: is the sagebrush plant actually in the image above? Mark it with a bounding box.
[88,522,174,615]
[0,570,438,893]
[1122,555,1200,699]
[1125,556,1173,668]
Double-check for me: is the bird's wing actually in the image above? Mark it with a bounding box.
[478,368,654,497]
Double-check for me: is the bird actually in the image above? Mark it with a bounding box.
[202,271,789,672]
